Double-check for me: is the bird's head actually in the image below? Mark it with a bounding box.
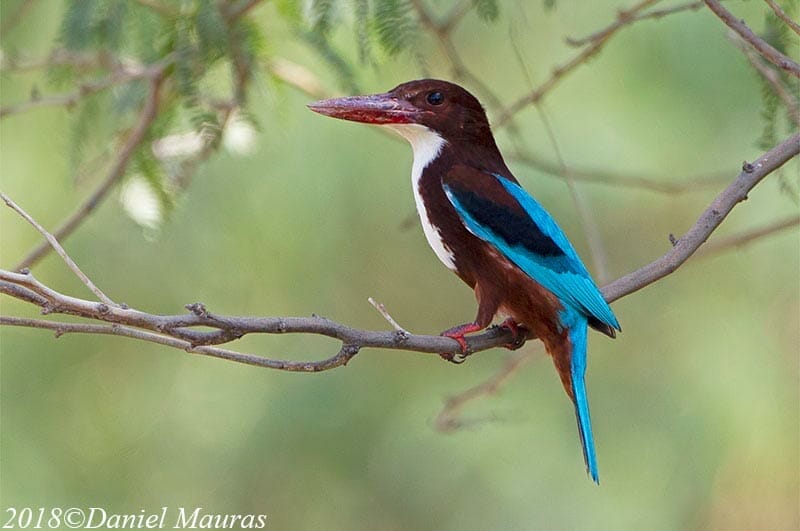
[308,79,494,149]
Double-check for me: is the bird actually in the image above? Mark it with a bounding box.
[308,79,620,483]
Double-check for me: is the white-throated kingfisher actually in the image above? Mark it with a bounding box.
[308,79,620,483]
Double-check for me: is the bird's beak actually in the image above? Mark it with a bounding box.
[308,92,420,125]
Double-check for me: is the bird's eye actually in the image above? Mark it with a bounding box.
[426,91,444,106]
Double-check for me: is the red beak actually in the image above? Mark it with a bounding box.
[307,92,421,125]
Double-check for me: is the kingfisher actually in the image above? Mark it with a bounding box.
[308,79,620,483]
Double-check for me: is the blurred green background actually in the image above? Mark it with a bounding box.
[1,1,798,530]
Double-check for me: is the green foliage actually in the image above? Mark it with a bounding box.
[59,0,131,51]
[472,0,500,22]
[309,0,336,35]
[300,28,360,92]
[195,0,229,62]
[59,0,101,50]
[373,0,417,56]
[353,0,373,64]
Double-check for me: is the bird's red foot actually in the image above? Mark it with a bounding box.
[499,318,528,351]
[439,322,483,364]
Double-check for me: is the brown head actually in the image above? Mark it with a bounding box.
[308,79,496,148]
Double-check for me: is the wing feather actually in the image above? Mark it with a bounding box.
[443,170,619,331]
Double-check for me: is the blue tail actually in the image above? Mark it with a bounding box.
[568,319,599,484]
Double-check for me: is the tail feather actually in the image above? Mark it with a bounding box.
[567,319,599,484]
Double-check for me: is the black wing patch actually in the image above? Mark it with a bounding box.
[447,186,566,258]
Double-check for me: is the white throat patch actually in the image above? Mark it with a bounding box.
[384,123,456,270]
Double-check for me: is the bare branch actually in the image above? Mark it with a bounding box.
[14,71,166,271]
[764,0,800,37]
[0,192,116,307]
[602,133,800,303]
[0,269,514,362]
[0,316,361,372]
[704,0,800,78]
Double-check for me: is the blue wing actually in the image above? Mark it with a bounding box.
[443,171,620,332]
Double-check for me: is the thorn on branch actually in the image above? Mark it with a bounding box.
[669,233,679,246]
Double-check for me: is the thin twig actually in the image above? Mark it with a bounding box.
[704,0,800,78]
[764,0,800,37]
[368,297,408,333]
[0,193,116,306]
[14,72,166,271]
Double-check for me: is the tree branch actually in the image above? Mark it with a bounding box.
[704,0,800,78]
[2,135,796,370]
[602,133,799,302]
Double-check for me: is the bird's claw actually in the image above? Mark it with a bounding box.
[438,322,481,364]
[439,350,468,364]
[499,318,527,351]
